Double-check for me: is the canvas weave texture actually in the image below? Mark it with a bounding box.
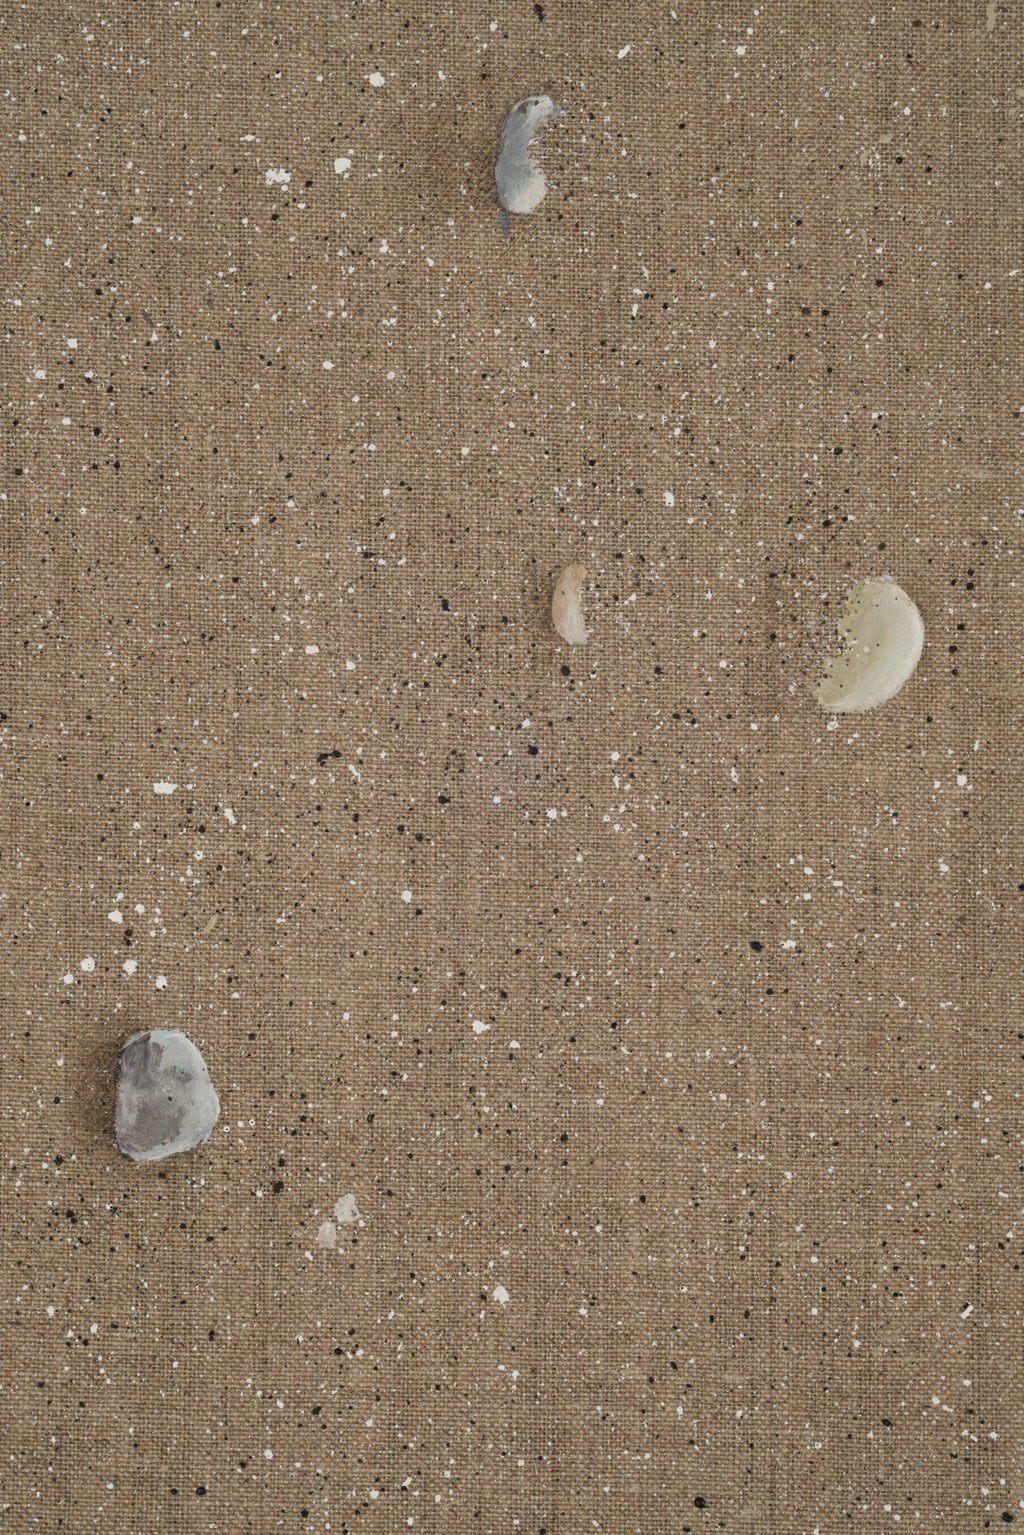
[2,3,1022,1530]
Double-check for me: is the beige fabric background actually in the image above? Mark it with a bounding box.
[3,3,1022,1530]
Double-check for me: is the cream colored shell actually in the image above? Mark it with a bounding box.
[816,579,924,713]
[551,564,590,645]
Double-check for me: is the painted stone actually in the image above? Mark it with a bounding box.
[115,1029,220,1162]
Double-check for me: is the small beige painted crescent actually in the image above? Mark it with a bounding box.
[816,579,924,713]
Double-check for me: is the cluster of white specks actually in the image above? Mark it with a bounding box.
[316,1194,364,1250]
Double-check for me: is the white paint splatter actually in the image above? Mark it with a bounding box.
[617,43,632,58]
[123,959,137,975]
[153,781,178,795]
[493,1284,511,1305]
[316,1220,337,1249]
[80,956,95,972]
[108,909,123,924]
[663,490,675,508]
[155,974,168,990]
[264,167,291,186]
[223,807,237,826]
[472,1019,491,1034]
[334,156,352,176]
[304,644,320,654]
[401,889,413,903]
[62,973,75,986]
[367,71,385,88]
[333,1193,361,1224]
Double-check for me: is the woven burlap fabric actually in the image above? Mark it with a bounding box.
[3,3,1021,1530]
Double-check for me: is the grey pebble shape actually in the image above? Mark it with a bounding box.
[115,1029,220,1161]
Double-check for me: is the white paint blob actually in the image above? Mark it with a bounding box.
[495,95,560,215]
[551,563,590,644]
[153,781,178,795]
[264,167,291,187]
[316,1193,361,1250]
[492,1284,511,1306]
[333,1193,361,1224]
[816,579,924,714]
[333,156,352,176]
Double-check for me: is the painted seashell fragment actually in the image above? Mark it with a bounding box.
[816,578,924,713]
[552,563,590,644]
[115,1029,220,1161]
[496,95,560,214]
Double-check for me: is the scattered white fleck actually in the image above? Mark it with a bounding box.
[663,491,675,508]
[322,360,334,370]
[62,973,75,986]
[66,338,77,349]
[80,956,96,973]
[617,43,632,58]
[367,71,385,88]
[304,644,320,655]
[401,889,413,903]
[263,1449,273,1461]
[546,808,559,820]
[493,1284,511,1305]
[153,781,178,795]
[960,1303,974,1318]
[108,909,123,924]
[224,807,237,826]
[264,167,291,186]
[123,959,137,975]
[155,974,168,991]
[472,1019,491,1034]
[333,156,352,175]
[316,1220,337,1249]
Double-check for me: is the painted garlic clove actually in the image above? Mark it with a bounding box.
[496,95,560,215]
[552,563,590,644]
[816,579,924,713]
[115,1029,220,1161]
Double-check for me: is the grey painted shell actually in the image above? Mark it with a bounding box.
[495,95,560,214]
[115,1029,220,1161]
